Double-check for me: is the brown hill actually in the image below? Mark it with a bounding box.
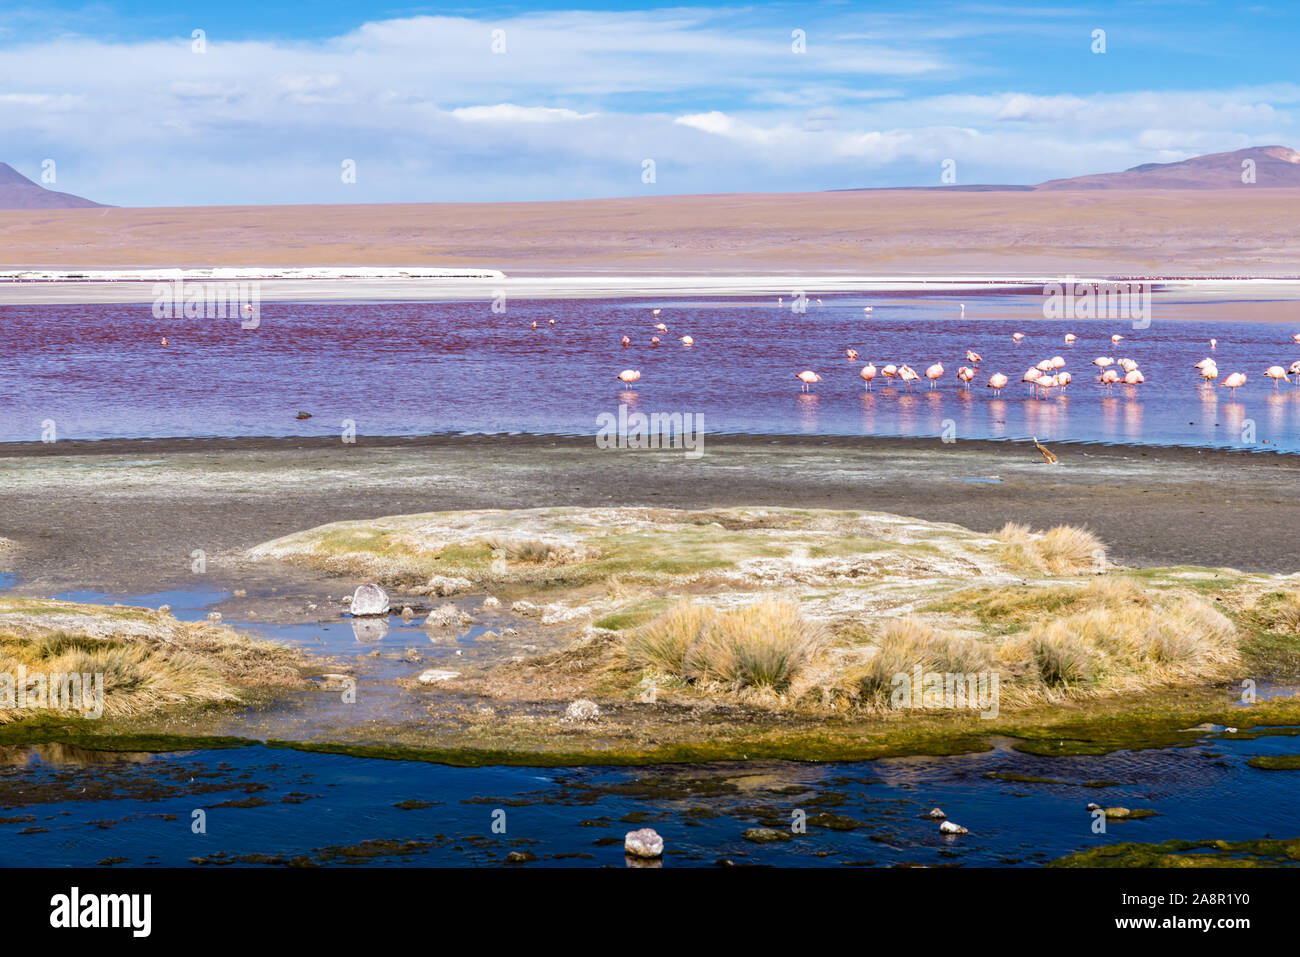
[1035,146,1300,190]
[0,163,105,209]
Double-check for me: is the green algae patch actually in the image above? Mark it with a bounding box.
[1050,836,1300,868]
[1246,754,1300,770]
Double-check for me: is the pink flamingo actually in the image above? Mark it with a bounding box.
[621,335,631,348]
[617,369,641,385]
[1099,368,1121,391]
[1022,368,1043,397]
[925,363,944,389]
[1222,372,1247,395]
[881,364,898,381]
[654,322,668,333]
[957,366,976,389]
[965,350,982,364]
[1064,333,1076,345]
[1057,371,1072,389]
[860,363,877,389]
[680,335,694,346]
[846,348,859,360]
[987,372,1008,395]
[1123,369,1144,386]
[1264,366,1290,391]
[1012,332,1025,343]
[795,370,823,392]
[898,365,921,391]
[1111,334,1124,345]
[651,336,660,346]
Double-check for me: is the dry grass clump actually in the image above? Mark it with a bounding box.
[1022,585,1236,693]
[1256,592,1300,636]
[480,536,594,566]
[0,632,237,723]
[855,618,993,707]
[628,599,823,692]
[996,522,1104,574]
[0,601,305,723]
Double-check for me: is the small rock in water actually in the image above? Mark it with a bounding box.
[481,596,501,610]
[401,605,415,621]
[505,851,537,864]
[296,411,312,419]
[939,820,968,835]
[562,699,601,724]
[928,808,946,820]
[1086,803,1103,813]
[624,828,664,858]
[350,583,390,617]
[743,827,791,843]
[232,589,247,598]
[417,669,460,685]
[158,604,171,614]
[1103,807,1131,820]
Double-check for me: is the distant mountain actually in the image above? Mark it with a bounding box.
[836,146,1300,193]
[0,163,105,209]
[1035,146,1300,190]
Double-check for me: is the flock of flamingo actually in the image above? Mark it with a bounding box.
[612,305,1300,398]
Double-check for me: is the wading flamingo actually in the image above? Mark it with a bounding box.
[860,363,877,389]
[680,335,694,346]
[1012,332,1025,343]
[1093,356,1114,369]
[1057,371,1072,389]
[925,363,944,389]
[965,349,982,363]
[1264,365,1290,391]
[1292,333,1300,344]
[621,336,631,347]
[1289,360,1300,379]
[1111,334,1124,345]
[795,370,822,392]
[1022,368,1043,396]
[1221,372,1247,395]
[1198,362,1219,382]
[881,364,898,381]
[651,336,660,346]
[898,365,921,391]
[987,372,1009,395]
[846,348,859,360]
[1210,338,1218,349]
[531,320,538,329]
[957,366,976,388]
[1123,369,1145,386]
[654,322,668,333]
[1099,368,1121,391]
[617,369,641,385]
[161,337,168,347]
[1064,333,1077,345]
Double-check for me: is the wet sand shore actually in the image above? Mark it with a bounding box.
[0,433,1296,603]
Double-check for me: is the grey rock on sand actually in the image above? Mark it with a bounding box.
[624,828,664,858]
[350,583,390,617]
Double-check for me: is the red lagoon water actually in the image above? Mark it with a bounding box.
[2,294,1300,452]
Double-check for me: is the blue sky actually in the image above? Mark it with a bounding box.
[1,1,1297,205]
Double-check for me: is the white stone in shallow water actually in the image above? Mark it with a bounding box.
[350,583,390,617]
[624,828,664,858]
[418,669,460,684]
[928,808,946,820]
[939,820,967,835]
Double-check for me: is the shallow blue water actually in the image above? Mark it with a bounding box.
[4,295,1300,451]
[2,729,1298,867]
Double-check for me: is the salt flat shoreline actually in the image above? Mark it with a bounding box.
[3,272,1300,304]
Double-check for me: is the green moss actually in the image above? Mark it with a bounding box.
[1051,836,1300,867]
[1246,755,1300,770]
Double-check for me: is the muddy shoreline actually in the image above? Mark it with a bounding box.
[0,432,1297,601]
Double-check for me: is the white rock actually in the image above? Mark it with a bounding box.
[562,699,601,723]
[350,583,390,617]
[510,600,540,616]
[418,669,460,684]
[928,808,946,820]
[624,828,664,858]
[939,820,967,835]
[427,575,473,596]
[482,596,501,609]
[206,611,222,624]
[425,603,461,626]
